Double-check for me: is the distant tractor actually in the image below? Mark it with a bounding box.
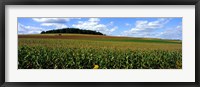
[58,33,62,36]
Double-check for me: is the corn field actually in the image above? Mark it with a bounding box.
[18,34,182,69]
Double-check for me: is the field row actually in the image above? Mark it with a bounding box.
[19,38,182,51]
[18,34,182,44]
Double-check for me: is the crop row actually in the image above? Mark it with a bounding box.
[18,46,182,69]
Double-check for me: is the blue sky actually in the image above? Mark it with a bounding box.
[18,17,182,40]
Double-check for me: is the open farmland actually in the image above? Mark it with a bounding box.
[18,34,182,69]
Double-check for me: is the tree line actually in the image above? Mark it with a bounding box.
[41,28,104,35]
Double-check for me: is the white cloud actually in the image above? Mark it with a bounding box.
[107,21,114,26]
[18,23,44,34]
[72,18,117,35]
[32,18,71,23]
[125,23,131,26]
[135,18,169,30]
[156,24,182,40]
[122,18,171,38]
[32,18,81,23]
[41,23,67,29]
[176,25,181,29]
[88,18,100,22]
[32,18,78,29]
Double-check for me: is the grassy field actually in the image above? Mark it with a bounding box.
[18,34,182,69]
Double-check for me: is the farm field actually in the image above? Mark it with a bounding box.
[18,34,182,69]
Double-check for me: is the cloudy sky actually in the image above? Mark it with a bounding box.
[18,17,182,40]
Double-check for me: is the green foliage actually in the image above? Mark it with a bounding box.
[18,46,182,69]
[41,28,104,35]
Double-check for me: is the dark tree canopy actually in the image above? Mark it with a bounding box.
[41,28,104,35]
